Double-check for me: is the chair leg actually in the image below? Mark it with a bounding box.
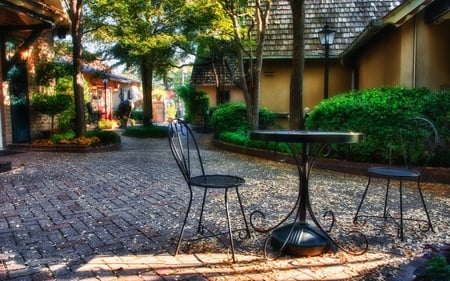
[399,180,404,240]
[198,188,208,233]
[353,176,371,223]
[224,188,236,262]
[416,179,434,232]
[176,189,193,256]
[383,179,391,219]
[235,187,251,239]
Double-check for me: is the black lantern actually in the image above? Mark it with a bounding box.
[318,23,336,99]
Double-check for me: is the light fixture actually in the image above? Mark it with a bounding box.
[318,22,336,99]
[20,49,31,61]
[318,23,336,47]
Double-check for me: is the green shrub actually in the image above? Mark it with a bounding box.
[122,125,168,138]
[415,255,450,281]
[305,87,449,165]
[176,85,209,125]
[86,129,121,145]
[210,103,275,139]
[130,110,144,121]
[32,93,72,132]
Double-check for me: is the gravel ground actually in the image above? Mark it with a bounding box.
[0,132,448,280]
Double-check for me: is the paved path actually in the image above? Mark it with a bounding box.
[0,133,449,280]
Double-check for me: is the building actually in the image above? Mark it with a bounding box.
[0,1,142,148]
[191,0,450,128]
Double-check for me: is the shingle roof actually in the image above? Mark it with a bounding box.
[266,0,403,59]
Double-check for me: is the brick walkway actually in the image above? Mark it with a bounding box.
[0,133,449,280]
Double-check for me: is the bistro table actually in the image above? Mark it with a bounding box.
[249,130,367,257]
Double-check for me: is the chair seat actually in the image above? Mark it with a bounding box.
[369,166,420,179]
[189,174,245,188]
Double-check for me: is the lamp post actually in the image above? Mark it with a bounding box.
[318,23,336,100]
[102,78,108,120]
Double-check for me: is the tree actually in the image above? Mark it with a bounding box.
[86,0,204,125]
[289,0,305,130]
[220,0,272,130]
[63,0,86,136]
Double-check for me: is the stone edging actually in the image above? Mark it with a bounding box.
[7,143,121,153]
[211,139,450,184]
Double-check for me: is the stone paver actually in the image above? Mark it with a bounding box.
[0,132,449,280]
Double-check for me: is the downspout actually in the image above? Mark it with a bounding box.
[412,16,418,88]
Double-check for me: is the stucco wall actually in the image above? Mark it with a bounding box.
[358,12,449,91]
[358,28,402,89]
[415,13,450,89]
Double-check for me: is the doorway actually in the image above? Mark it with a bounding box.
[8,62,31,143]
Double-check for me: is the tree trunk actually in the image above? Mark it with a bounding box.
[141,54,154,126]
[289,0,305,130]
[70,0,86,136]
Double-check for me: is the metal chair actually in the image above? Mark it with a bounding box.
[353,117,439,240]
[168,118,251,262]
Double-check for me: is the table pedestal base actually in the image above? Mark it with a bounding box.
[271,222,330,256]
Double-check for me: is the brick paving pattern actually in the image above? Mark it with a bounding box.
[0,133,449,280]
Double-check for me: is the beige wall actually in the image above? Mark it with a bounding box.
[197,59,353,128]
[415,14,450,89]
[358,29,402,88]
[358,12,450,90]
[260,60,352,114]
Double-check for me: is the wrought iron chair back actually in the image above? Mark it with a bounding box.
[386,117,439,174]
[168,118,250,262]
[353,117,439,240]
[168,118,206,183]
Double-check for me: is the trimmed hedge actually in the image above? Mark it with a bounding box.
[305,87,450,166]
[210,103,276,139]
[122,125,168,138]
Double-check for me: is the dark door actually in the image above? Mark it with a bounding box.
[8,63,31,143]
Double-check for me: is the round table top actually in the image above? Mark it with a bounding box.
[250,130,364,144]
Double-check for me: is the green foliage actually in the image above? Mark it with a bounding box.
[210,103,275,139]
[130,110,144,121]
[86,129,121,145]
[122,125,168,138]
[176,85,209,125]
[220,130,292,153]
[50,130,76,144]
[35,62,57,86]
[415,255,450,281]
[32,93,73,132]
[305,87,450,165]
[32,93,72,116]
[35,61,73,90]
